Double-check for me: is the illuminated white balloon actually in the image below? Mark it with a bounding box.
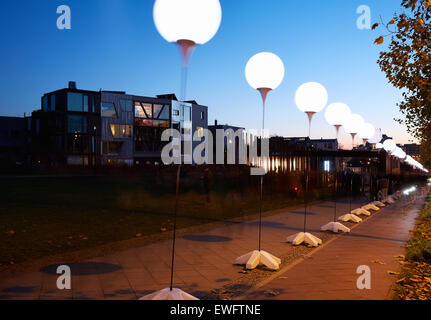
[324,103,351,126]
[375,143,384,149]
[383,139,396,152]
[344,114,364,134]
[368,128,383,144]
[295,82,328,113]
[245,52,285,90]
[153,0,222,44]
[359,122,375,140]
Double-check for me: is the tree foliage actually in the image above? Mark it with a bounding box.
[375,0,431,166]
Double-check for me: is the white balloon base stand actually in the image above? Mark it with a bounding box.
[351,208,371,216]
[235,250,281,270]
[320,222,350,233]
[287,232,322,247]
[338,214,362,223]
[372,201,386,207]
[139,288,198,300]
[362,203,380,211]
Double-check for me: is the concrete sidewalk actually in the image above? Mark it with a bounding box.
[241,197,424,300]
[0,195,422,300]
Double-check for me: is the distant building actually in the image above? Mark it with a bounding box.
[30,81,208,167]
[309,138,338,151]
[276,137,338,151]
[208,120,245,164]
[402,143,420,161]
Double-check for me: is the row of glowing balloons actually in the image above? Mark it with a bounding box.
[152,0,428,174]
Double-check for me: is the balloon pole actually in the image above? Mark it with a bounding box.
[234,87,282,271]
[141,40,198,301]
[287,113,324,245]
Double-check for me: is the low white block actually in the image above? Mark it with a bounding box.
[338,214,362,223]
[287,232,322,247]
[362,203,380,211]
[372,201,386,207]
[139,288,199,300]
[351,208,371,216]
[234,250,281,270]
[320,221,351,233]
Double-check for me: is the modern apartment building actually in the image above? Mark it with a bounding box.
[30,82,208,167]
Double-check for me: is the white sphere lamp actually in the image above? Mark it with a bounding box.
[368,128,383,146]
[344,114,364,148]
[153,0,222,64]
[324,102,351,138]
[295,82,328,137]
[358,122,375,146]
[245,52,285,105]
[383,139,396,153]
[375,142,384,149]
[235,52,285,270]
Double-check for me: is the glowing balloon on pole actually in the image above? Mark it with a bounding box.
[235,52,285,270]
[383,139,396,153]
[153,0,222,64]
[324,102,351,139]
[295,82,328,138]
[358,122,375,146]
[344,114,364,149]
[141,0,222,301]
[288,82,327,247]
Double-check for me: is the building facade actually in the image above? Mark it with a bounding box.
[30,82,208,167]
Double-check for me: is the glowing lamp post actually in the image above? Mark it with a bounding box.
[287,83,327,247]
[324,102,351,139]
[141,0,222,301]
[368,128,383,148]
[344,114,364,149]
[320,103,352,234]
[235,52,285,270]
[358,123,375,147]
[295,82,328,138]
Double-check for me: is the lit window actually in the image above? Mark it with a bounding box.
[200,111,205,120]
[196,126,204,138]
[134,102,147,118]
[142,103,152,118]
[110,124,120,138]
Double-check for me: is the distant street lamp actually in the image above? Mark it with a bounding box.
[141,0,222,301]
[321,103,352,233]
[235,52,285,270]
[287,82,328,247]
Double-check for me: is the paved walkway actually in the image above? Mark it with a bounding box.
[242,196,425,300]
[0,195,424,300]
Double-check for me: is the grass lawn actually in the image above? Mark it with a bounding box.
[0,175,318,265]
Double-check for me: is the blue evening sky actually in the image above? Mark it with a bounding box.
[0,0,416,148]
